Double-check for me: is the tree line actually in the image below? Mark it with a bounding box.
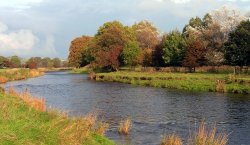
[0,56,68,69]
[68,6,249,72]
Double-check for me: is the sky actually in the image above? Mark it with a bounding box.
[0,0,249,59]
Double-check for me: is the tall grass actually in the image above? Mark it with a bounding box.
[0,88,114,145]
[0,69,43,84]
[161,123,228,145]
[161,134,183,145]
[188,122,228,145]
[118,118,132,135]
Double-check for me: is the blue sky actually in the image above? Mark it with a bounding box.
[0,0,249,59]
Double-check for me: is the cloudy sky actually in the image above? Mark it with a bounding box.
[0,0,249,59]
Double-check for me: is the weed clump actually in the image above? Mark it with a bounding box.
[118,118,132,135]
[161,134,183,145]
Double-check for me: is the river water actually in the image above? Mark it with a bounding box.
[4,72,250,145]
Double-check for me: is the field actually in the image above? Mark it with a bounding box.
[96,71,250,94]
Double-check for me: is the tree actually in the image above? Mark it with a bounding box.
[211,6,246,39]
[162,31,186,66]
[132,20,159,49]
[183,39,206,72]
[68,36,93,68]
[10,56,21,68]
[26,57,38,69]
[92,21,135,70]
[224,20,250,68]
[41,57,53,68]
[201,22,225,65]
[0,56,8,68]
[121,41,141,67]
[52,58,61,68]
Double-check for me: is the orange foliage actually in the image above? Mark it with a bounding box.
[0,76,8,83]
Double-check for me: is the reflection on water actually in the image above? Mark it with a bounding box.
[4,72,250,145]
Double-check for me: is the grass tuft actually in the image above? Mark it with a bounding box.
[161,134,183,145]
[118,118,132,135]
[188,122,228,145]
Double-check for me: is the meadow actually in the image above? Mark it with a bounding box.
[96,71,250,94]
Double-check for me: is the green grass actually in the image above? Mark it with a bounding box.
[0,92,114,145]
[70,67,92,74]
[96,71,250,94]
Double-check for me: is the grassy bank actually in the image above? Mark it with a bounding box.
[0,69,43,84]
[96,71,250,94]
[0,88,114,145]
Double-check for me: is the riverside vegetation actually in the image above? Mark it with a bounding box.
[0,87,114,145]
[0,69,43,84]
[95,70,250,94]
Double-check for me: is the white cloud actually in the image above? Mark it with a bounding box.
[0,22,38,52]
[170,0,191,4]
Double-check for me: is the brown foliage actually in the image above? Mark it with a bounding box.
[95,45,123,70]
[93,21,135,70]
[183,40,206,72]
[68,36,93,68]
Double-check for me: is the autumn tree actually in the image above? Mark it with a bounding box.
[162,31,186,66]
[68,36,93,68]
[224,20,250,69]
[132,20,159,49]
[26,57,38,69]
[92,21,135,70]
[183,39,206,72]
[211,6,246,39]
[202,22,225,65]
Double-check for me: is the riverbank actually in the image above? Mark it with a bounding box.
[0,89,114,145]
[0,69,43,84]
[96,71,250,94]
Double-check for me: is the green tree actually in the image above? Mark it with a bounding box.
[162,30,186,66]
[0,56,8,68]
[10,56,21,68]
[52,58,61,68]
[41,57,53,68]
[121,41,141,66]
[224,20,250,67]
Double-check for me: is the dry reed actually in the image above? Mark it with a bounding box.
[161,134,183,145]
[118,118,132,135]
[8,87,46,112]
[188,122,228,145]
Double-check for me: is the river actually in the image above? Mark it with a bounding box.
[4,72,250,145]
